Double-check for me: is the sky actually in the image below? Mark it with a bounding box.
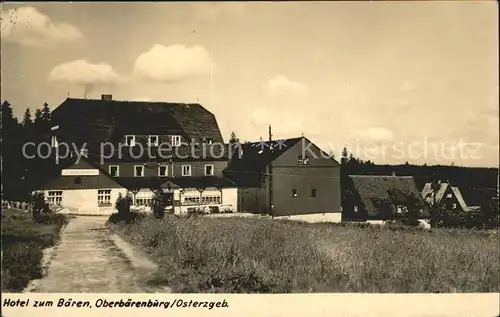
[1,1,498,167]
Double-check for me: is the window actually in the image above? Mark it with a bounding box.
[452,203,457,209]
[158,165,168,177]
[446,193,452,198]
[148,135,159,147]
[134,165,144,177]
[354,205,359,213]
[396,205,408,214]
[311,189,317,198]
[298,155,310,165]
[201,195,221,204]
[97,190,112,206]
[184,196,200,205]
[135,198,152,206]
[109,165,119,177]
[292,189,298,197]
[47,191,62,205]
[184,196,221,205]
[182,165,192,176]
[171,135,181,147]
[203,137,213,144]
[125,135,136,146]
[73,177,82,185]
[204,164,214,176]
[51,135,58,148]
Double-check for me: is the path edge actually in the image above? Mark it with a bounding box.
[108,232,172,293]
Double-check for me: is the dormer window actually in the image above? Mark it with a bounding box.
[148,135,159,147]
[204,164,214,176]
[298,155,310,165]
[182,165,192,176]
[171,135,181,147]
[109,165,119,177]
[51,135,58,148]
[134,165,144,177]
[203,137,213,144]
[125,135,136,146]
[158,165,168,177]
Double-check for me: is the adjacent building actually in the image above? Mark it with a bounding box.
[342,174,430,222]
[224,137,342,222]
[421,182,477,212]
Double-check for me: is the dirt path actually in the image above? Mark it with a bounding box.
[26,216,167,293]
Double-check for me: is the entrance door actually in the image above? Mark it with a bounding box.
[163,193,174,206]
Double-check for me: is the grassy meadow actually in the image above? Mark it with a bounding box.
[1,209,68,292]
[110,215,500,293]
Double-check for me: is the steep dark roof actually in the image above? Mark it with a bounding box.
[30,154,120,190]
[99,143,230,162]
[116,177,166,191]
[349,175,429,216]
[226,137,302,172]
[51,98,224,145]
[224,137,303,186]
[166,176,237,189]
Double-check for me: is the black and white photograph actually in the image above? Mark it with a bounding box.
[1,1,499,316]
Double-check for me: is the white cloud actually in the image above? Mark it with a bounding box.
[348,127,395,144]
[133,44,215,83]
[48,60,122,85]
[264,75,309,97]
[1,6,83,46]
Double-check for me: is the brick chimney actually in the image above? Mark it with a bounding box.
[101,94,112,101]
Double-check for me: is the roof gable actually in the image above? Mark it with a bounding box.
[226,137,303,173]
[451,186,469,211]
[273,137,339,167]
[36,154,121,189]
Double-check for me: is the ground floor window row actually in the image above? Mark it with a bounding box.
[46,190,223,207]
[47,190,114,207]
[183,195,222,205]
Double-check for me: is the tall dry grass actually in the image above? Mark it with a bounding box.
[2,209,69,292]
[111,215,499,293]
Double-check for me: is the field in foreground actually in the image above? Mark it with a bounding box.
[111,215,499,293]
[1,209,68,292]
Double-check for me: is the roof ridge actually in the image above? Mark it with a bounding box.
[246,136,304,144]
[349,175,414,178]
[65,98,205,107]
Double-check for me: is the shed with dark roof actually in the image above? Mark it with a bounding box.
[343,175,430,221]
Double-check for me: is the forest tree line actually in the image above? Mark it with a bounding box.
[1,101,54,201]
[2,101,498,206]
